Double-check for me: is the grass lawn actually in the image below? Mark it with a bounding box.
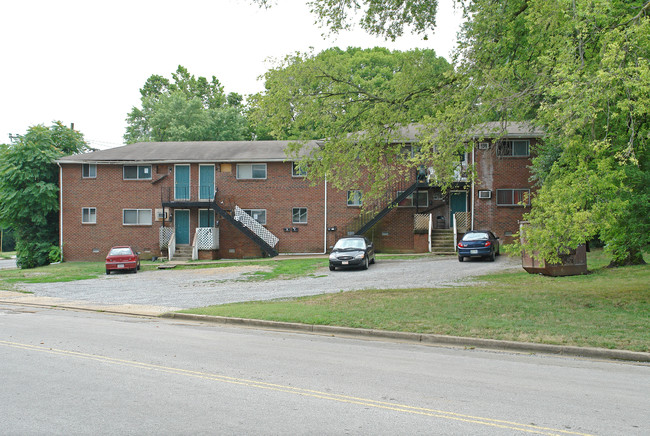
[182,249,650,352]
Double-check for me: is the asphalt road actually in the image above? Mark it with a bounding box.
[1,305,648,435]
[15,255,521,312]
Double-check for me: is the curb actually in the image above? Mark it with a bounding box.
[161,313,650,363]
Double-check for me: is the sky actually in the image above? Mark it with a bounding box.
[0,0,464,150]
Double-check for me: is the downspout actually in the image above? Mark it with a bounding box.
[279,175,328,256]
[57,163,64,262]
[471,145,475,231]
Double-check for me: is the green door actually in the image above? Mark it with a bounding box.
[199,165,214,201]
[175,165,190,200]
[449,191,467,223]
[175,210,190,245]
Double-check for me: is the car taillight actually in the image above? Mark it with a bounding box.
[484,241,491,247]
[458,242,466,248]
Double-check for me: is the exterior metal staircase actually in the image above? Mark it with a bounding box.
[353,181,427,236]
[210,200,279,257]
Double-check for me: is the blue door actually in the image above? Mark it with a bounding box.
[199,165,214,201]
[175,165,190,200]
[175,210,190,245]
[449,192,467,223]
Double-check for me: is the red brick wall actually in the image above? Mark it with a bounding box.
[472,139,537,242]
[60,163,170,261]
[60,142,536,261]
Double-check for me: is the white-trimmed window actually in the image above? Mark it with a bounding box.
[236,163,266,179]
[123,209,152,225]
[497,140,530,157]
[496,189,530,206]
[292,162,307,177]
[82,164,96,179]
[347,190,363,206]
[123,165,152,180]
[81,207,96,224]
[397,191,429,207]
[292,207,308,224]
[242,209,267,225]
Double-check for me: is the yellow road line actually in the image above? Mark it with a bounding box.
[0,340,594,435]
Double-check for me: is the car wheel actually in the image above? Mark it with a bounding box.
[137,264,141,270]
[458,255,463,262]
[362,257,369,270]
[329,265,335,271]
[106,269,110,275]
[489,250,496,262]
[370,255,375,265]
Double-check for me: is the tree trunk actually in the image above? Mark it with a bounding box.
[608,247,647,267]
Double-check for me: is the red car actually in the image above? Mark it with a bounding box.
[105,246,140,274]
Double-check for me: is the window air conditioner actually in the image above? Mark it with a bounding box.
[155,208,170,221]
[478,142,490,150]
[478,190,492,199]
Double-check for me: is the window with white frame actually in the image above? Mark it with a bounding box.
[242,209,267,225]
[123,209,152,225]
[347,190,362,206]
[496,140,530,157]
[82,164,96,179]
[292,162,307,177]
[496,189,530,206]
[397,191,429,207]
[123,165,152,180]
[82,207,96,224]
[236,163,266,179]
[292,207,307,224]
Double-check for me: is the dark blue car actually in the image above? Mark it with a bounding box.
[458,231,500,262]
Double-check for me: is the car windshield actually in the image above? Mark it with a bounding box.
[463,232,489,241]
[333,238,365,250]
[109,247,132,256]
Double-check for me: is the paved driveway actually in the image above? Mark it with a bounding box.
[3,256,521,314]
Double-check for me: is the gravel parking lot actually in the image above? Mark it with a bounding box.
[12,255,521,313]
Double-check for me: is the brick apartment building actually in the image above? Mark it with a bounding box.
[57,122,542,261]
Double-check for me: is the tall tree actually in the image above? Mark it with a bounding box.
[0,122,89,268]
[124,65,250,143]
[254,0,649,266]
[251,47,454,197]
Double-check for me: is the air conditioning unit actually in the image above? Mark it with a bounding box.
[478,190,492,199]
[155,208,170,221]
[478,142,490,150]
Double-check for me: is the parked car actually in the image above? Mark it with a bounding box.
[329,236,376,271]
[106,246,140,274]
[458,231,500,262]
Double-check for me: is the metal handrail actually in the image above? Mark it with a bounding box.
[161,185,216,203]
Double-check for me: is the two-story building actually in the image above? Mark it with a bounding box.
[57,122,542,261]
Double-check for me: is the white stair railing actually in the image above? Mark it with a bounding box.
[191,229,199,261]
[234,206,279,248]
[168,232,176,261]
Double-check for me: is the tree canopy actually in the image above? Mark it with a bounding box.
[253,0,649,266]
[124,66,250,143]
[0,122,89,268]
[250,46,454,197]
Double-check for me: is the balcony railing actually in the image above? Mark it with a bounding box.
[161,185,216,204]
